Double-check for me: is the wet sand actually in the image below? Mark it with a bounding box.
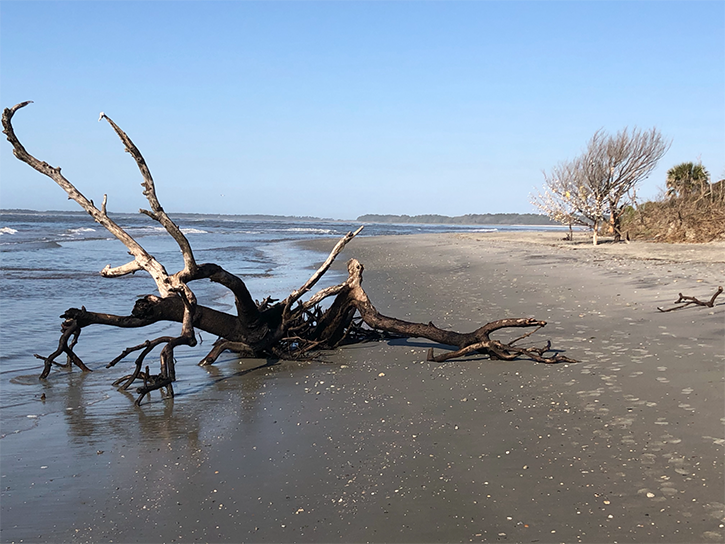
[1,232,724,543]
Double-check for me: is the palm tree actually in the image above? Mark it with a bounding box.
[666,162,710,199]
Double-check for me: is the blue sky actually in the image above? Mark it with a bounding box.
[1,1,723,219]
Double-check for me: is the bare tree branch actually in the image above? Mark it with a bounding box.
[2,102,174,296]
[657,286,723,312]
[101,260,145,278]
[100,113,198,279]
[283,226,364,314]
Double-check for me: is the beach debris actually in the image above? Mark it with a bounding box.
[2,101,578,407]
[657,286,723,312]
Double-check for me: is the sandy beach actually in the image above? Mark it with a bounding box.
[1,232,724,543]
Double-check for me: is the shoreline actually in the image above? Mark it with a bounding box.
[1,232,723,543]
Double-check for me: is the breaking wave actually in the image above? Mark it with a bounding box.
[281,227,335,234]
[66,227,96,234]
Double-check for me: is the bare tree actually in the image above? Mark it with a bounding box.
[594,127,670,241]
[533,127,670,245]
[530,160,590,241]
[3,102,576,406]
[531,153,611,244]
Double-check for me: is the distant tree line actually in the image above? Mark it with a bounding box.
[357,213,556,225]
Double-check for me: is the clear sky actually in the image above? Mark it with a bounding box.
[1,1,723,219]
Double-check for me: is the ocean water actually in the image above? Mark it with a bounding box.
[0,210,558,434]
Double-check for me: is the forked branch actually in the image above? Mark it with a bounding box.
[100,113,198,279]
[2,102,174,297]
[34,314,92,378]
[657,286,723,312]
[283,226,364,315]
[319,259,578,364]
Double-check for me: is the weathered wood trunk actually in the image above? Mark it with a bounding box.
[3,101,576,406]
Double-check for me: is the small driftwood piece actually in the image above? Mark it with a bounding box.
[657,286,723,312]
[3,101,577,407]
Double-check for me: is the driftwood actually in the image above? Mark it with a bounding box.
[657,286,723,313]
[3,101,576,406]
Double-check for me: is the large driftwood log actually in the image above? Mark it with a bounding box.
[3,102,576,405]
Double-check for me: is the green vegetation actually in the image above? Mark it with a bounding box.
[665,162,712,199]
[623,162,724,243]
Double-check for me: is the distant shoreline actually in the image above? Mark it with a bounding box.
[0,209,554,226]
[356,212,556,225]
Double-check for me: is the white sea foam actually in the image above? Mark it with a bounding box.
[0,227,18,235]
[180,228,208,234]
[283,227,334,234]
[126,226,166,234]
[67,227,96,234]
